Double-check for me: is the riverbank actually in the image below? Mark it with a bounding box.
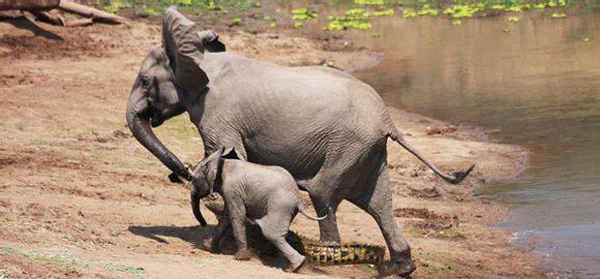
[0,14,541,278]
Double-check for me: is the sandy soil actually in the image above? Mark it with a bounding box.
[0,16,542,278]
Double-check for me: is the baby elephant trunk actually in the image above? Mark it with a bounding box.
[297,203,327,221]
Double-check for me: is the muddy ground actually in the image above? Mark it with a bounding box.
[0,15,542,278]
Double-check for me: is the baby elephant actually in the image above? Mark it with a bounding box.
[189,147,326,272]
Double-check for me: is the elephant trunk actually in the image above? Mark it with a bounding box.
[126,88,192,181]
[190,189,207,226]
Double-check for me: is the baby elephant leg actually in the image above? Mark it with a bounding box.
[256,213,305,272]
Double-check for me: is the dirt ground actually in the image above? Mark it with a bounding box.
[0,16,542,278]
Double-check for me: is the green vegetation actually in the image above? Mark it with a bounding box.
[97,0,254,17]
[327,8,372,30]
[0,245,146,279]
[551,11,567,17]
[400,0,571,21]
[230,16,242,25]
[443,4,482,18]
[104,263,145,279]
[0,270,10,279]
[96,0,582,32]
[417,4,439,16]
[372,8,395,16]
[507,15,520,22]
[291,8,318,28]
[354,0,385,5]
[327,0,573,29]
[327,7,396,30]
[0,246,82,273]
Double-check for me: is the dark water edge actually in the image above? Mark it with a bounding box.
[349,12,600,277]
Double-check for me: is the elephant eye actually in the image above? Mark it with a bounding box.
[140,76,152,89]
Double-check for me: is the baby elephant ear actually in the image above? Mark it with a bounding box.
[221,147,240,160]
[162,6,209,94]
[197,30,226,52]
[205,148,225,191]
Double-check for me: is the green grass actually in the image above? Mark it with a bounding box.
[292,7,318,28]
[97,0,255,17]
[104,263,145,279]
[0,270,10,279]
[0,245,146,279]
[0,246,82,273]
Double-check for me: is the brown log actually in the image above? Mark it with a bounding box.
[63,17,93,27]
[29,10,64,25]
[58,0,127,25]
[27,10,95,27]
[0,0,59,11]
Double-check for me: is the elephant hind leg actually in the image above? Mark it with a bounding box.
[306,143,375,244]
[308,191,343,244]
[347,160,416,277]
[256,213,305,271]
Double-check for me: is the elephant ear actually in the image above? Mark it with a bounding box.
[221,147,240,160]
[198,30,226,52]
[205,147,225,192]
[162,6,209,95]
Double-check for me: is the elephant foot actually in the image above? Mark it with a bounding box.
[319,230,341,246]
[234,249,252,261]
[286,256,306,273]
[209,237,222,253]
[377,258,416,278]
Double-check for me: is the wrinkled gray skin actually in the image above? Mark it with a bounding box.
[126,6,474,277]
[190,147,325,272]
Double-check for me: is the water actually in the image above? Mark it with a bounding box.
[350,12,600,276]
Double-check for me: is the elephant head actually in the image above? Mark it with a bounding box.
[189,147,239,226]
[125,6,226,183]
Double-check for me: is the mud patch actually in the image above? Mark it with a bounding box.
[0,146,89,171]
[394,207,462,239]
[0,17,122,60]
[407,186,442,199]
[0,199,12,208]
[0,70,49,87]
[76,129,132,144]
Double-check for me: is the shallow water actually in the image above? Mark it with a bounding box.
[350,12,600,276]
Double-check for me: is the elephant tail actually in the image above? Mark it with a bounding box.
[297,203,327,221]
[387,128,475,185]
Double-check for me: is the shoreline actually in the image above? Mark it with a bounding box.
[0,16,541,278]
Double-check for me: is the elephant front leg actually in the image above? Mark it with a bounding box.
[211,218,231,253]
[225,195,251,261]
[203,195,230,252]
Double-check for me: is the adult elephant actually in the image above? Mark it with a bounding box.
[126,7,474,276]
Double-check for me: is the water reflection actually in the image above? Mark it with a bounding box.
[352,13,600,276]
